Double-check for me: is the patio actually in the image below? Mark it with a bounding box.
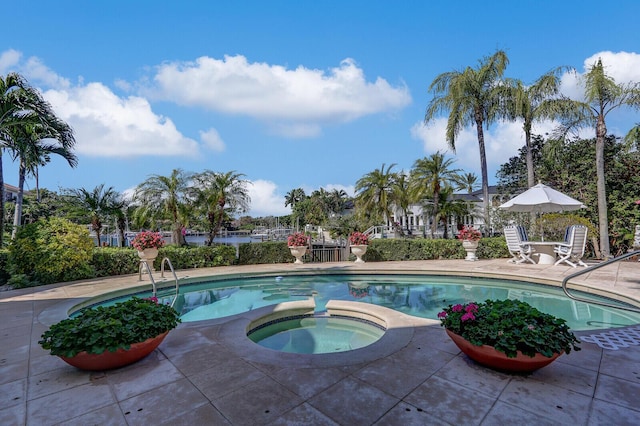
[2,259,640,425]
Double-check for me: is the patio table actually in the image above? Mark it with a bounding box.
[527,241,563,264]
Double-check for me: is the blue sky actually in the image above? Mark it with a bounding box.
[3,1,640,217]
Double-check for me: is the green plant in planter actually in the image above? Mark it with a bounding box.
[438,299,580,358]
[39,298,181,357]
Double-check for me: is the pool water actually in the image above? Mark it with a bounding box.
[99,274,640,331]
[247,315,386,354]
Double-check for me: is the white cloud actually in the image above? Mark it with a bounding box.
[44,83,200,157]
[144,55,411,135]
[582,51,640,84]
[200,128,225,152]
[23,56,71,89]
[323,183,356,197]
[247,179,290,217]
[0,49,21,74]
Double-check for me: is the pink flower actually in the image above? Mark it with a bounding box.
[461,312,476,322]
[527,324,535,330]
[437,311,447,318]
[349,232,369,245]
[452,304,464,312]
[144,296,159,304]
[465,303,478,313]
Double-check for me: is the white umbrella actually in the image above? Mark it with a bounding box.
[499,183,586,240]
[499,183,586,213]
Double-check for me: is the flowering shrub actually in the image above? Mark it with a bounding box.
[349,232,369,245]
[438,299,580,358]
[287,232,309,247]
[456,225,482,241]
[131,231,165,251]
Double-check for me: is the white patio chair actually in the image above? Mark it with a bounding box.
[504,226,535,264]
[554,225,588,267]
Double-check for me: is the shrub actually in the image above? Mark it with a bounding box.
[9,217,94,285]
[238,241,292,264]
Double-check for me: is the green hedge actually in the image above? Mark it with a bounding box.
[236,237,509,264]
[91,245,237,277]
[0,249,9,285]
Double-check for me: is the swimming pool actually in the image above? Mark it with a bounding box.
[85,274,640,331]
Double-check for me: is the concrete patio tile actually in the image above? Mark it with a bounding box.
[523,357,598,396]
[271,366,348,399]
[148,402,231,425]
[0,378,25,408]
[166,340,235,377]
[0,402,25,425]
[119,378,212,426]
[108,357,185,401]
[27,364,99,400]
[587,399,640,425]
[403,375,495,424]
[213,375,303,425]
[594,374,640,411]
[270,402,339,426]
[189,357,266,400]
[26,381,115,424]
[0,359,28,386]
[158,325,219,358]
[499,378,591,424]
[308,376,399,426]
[433,354,512,399]
[599,346,640,384]
[27,350,69,377]
[57,403,127,426]
[556,340,602,372]
[353,349,447,399]
[481,401,558,425]
[410,325,460,355]
[374,401,451,425]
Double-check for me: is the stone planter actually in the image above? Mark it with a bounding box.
[445,329,561,372]
[60,331,169,371]
[350,245,368,263]
[137,247,159,271]
[462,240,479,261]
[289,246,307,264]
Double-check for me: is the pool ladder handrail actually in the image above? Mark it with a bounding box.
[561,250,640,313]
[160,257,180,307]
[138,257,180,308]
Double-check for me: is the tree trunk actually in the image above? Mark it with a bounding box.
[11,161,26,240]
[475,117,491,235]
[0,152,4,247]
[431,192,439,237]
[595,116,610,258]
[525,127,535,188]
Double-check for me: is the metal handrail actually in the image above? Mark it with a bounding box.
[138,261,158,297]
[562,250,640,313]
[160,257,180,307]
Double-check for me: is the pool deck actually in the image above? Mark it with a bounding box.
[2,259,640,425]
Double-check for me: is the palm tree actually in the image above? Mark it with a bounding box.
[135,169,192,246]
[327,189,348,216]
[390,172,413,234]
[284,188,306,209]
[562,59,640,258]
[355,163,397,225]
[66,184,120,247]
[0,73,69,246]
[7,118,77,239]
[454,172,478,194]
[425,50,509,233]
[501,67,568,187]
[409,152,461,237]
[191,170,250,245]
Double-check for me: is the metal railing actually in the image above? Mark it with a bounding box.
[138,257,180,308]
[562,250,640,313]
[160,257,180,308]
[307,245,349,263]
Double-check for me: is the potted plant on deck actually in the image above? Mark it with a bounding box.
[438,299,580,372]
[287,232,309,264]
[349,232,369,263]
[457,225,481,261]
[39,298,181,370]
[132,231,165,270]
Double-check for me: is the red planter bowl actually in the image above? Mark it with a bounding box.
[446,329,561,373]
[60,331,169,371]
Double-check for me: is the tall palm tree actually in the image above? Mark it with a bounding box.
[8,118,77,239]
[425,50,509,233]
[355,163,397,225]
[1,73,69,246]
[66,184,120,247]
[454,172,478,194]
[284,188,306,209]
[390,172,413,233]
[562,59,640,258]
[409,152,461,237]
[501,67,568,187]
[135,169,192,246]
[191,170,250,245]
[327,189,348,216]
